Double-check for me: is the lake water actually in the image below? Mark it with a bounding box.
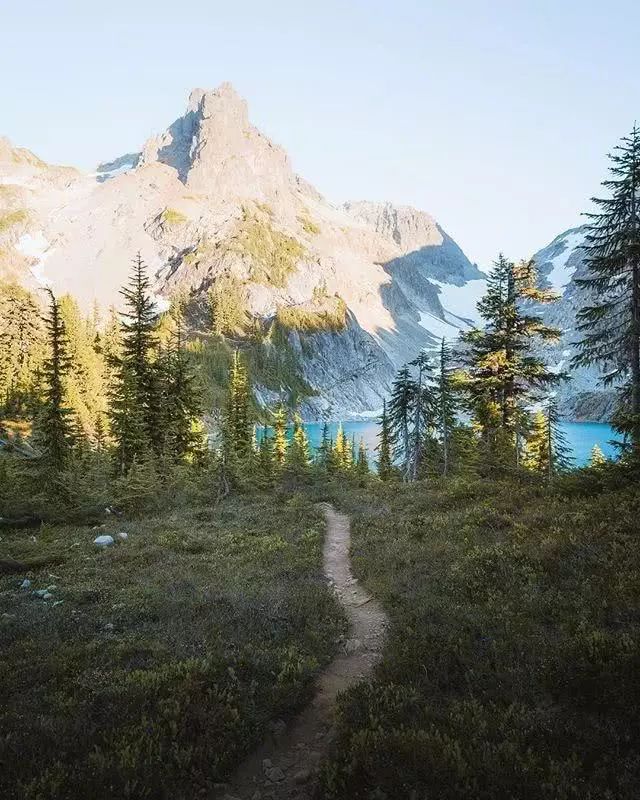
[294,420,619,467]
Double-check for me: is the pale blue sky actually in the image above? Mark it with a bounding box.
[1,0,638,264]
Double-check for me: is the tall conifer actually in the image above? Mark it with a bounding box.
[376,400,394,481]
[572,126,640,455]
[38,289,74,469]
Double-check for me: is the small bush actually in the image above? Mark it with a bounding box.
[161,208,187,225]
[0,209,29,233]
[275,297,347,333]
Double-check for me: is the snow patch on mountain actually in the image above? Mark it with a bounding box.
[433,278,486,324]
[16,232,52,286]
[547,229,585,292]
[418,310,461,340]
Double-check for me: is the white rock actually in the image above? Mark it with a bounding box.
[265,767,285,782]
[20,579,31,589]
[94,534,115,548]
[42,592,53,601]
[116,532,128,541]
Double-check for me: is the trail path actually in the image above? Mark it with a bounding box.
[217,504,388,800]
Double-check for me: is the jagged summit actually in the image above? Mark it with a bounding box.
[138,83,293,199]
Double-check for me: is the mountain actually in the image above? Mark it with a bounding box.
[0,83,488,419]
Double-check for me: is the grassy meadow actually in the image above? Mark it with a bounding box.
[318,471,640,799]
[0,492,345,800]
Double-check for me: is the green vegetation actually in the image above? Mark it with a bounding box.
[1,493,345,800]
[0,209,29,233]
[275,296,347,333]
[2,122,640,800]
[318,473,640,799]
[573,124,640,454]
[232,214,306,287]
[208,273,249,336]
[161,208,188,225]
[298,212,321,236]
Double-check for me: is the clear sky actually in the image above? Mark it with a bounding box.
[2,0,638,265]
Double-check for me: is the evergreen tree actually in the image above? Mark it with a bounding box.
[523,410,550,475]
[523,399,573,480]
[376,400,395,481]
[38,289,74,470]
[110,254,160,473]
[0,282,45,419]
[387,365,417,478]
[572,126,640,455]
[316,422,332,470]
[356,438,369,476]
[408,352,435,480]
[272,404,288,467]
[461,254,563,465]
[224,350,253,461]
[59,294,108,440]
[434,338,458,476]
[285,412,311,475]
[590,443,607,467]
[257,425,275,480]
[333,424,352,470]
[162,316,203,461]
[546,397,574,477]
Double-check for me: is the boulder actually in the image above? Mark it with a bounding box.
[94,535,115,548]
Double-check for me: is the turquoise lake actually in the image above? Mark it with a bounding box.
[286,420,619,467]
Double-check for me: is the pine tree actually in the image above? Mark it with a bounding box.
[572,126,640,455]
[272,404,288,467]
[285,412,311,475]
[110,254,160,473]
[38,289,74,470]
[461,254,563,465]
[408,352,435,480]
[333,424,352,470]
[257,425,275,480]
[162,316,203,461]
[387,365,417,478]
[376,400,395,481]
[523,399,573,480]
[316,422,332,470]
[546,397,574,477]
[590,443,607,467]
[523,410,550,475]
[0,282,44,418]
[434,338,458,476]
[224,350,253,461]
[356,438,369,476]
[59,294,108,440]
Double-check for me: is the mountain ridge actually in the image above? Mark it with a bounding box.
[0,83,607,420]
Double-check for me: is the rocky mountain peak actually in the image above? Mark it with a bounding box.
[139,83,293,200]
[344,201,443,254]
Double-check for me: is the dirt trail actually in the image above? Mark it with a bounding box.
[217,504,388,800]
